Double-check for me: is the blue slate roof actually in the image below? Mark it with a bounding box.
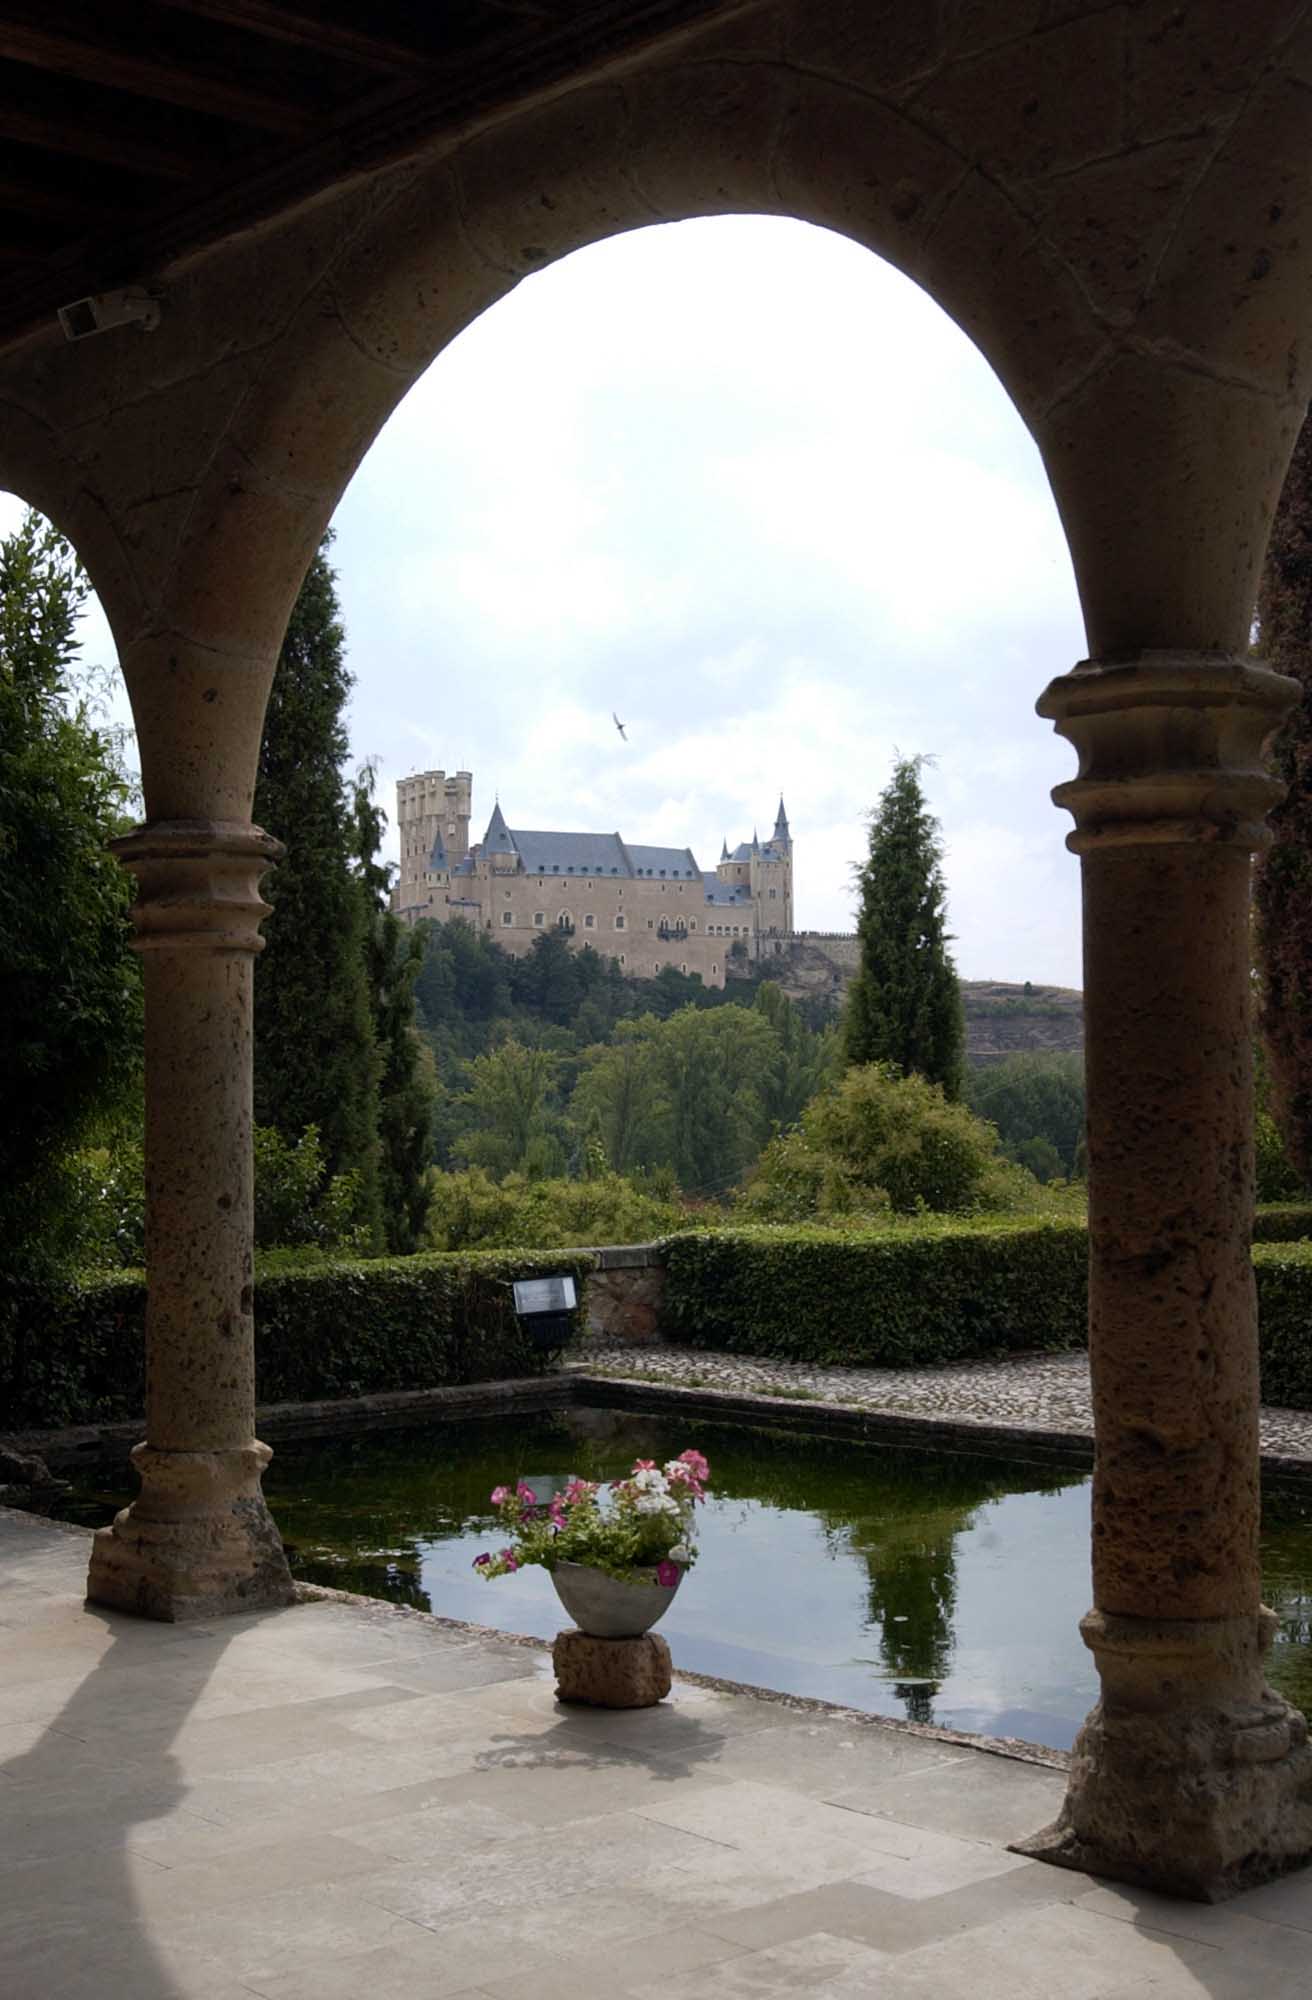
[703,872,752,905]
[625,843,701,880]
[483,802,516,854]
[511,829,628,876]
[429,831,448,869]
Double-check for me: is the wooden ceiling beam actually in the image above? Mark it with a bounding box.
[0,11,318,133]
[149,0,450,75]
[0,174,134,227]
[0,98,202,179]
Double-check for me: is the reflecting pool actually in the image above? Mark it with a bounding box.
[60,1409,1312,1752]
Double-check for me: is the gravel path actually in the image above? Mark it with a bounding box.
[569,1343,1312,1462]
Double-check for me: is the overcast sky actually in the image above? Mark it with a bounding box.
[3,215,1091,987]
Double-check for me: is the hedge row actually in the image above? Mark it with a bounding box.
[0,1250,592,1431]
[663,1222,1090,1368]
[1253,1205,1312,1243]
[665,1225,1312,1409]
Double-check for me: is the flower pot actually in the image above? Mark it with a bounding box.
[551,1560,682,1638]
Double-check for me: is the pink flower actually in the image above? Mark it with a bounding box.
[678,1449,710,1481]
[516,1481,537,1503]
[490,1485,509,1507]
[501,1549,519,1572]
[656,1560,680,1588]
[473,1553,491,1569]
[632,1458,657,1472]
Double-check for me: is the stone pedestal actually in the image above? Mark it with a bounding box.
[1019,654,1312,1898]
[86,822,295,1622]
[553,1628,672,1708]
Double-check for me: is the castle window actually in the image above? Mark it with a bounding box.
[501,911,512,926]
[619,953,626,965]
[584,913,595,929]
[681,963,687,974]
[647,919,654,930]
[553,864,559,872]
[533,912,544,927]
[769,888,777,899]
[713,963,718,975]
[659,869,666,877]
[615,915,626,930]
[503,889,511,899]
[690,920,697,931]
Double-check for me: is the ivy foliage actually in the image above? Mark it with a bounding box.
[844,756,965,1098]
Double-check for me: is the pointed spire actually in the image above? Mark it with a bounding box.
[720,837,730,862]
[483,801,516,854]
[774,795,790,842]
[429,829,448,870]
[752,827,760,852]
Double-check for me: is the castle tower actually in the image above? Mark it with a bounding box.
[395,768,472,919]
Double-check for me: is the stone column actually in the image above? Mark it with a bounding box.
[1017,653,1312,1899]
[86,821,295,1621]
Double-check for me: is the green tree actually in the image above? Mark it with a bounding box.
[456,1038,564,1178]
[253,533,382,1245]
[647,1005,778,1194]
[1256,414,1312,1181]
[844,757,965,1098]
[0,509,142,1266]
[967,1051,1085,1180]
[754,979,837,1132]
[572,1022,664,1174]
[352,764,435,1252]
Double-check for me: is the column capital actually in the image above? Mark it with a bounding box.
[110,818,284,954]
[1038,652,1297,854]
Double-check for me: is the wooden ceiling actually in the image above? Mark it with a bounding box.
[0,0,738,349]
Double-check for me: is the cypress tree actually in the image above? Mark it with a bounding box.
[844,755,965,1098]
[253,533,382,1245]
[352,763,436,1253]
[1255,415,1312,1182]
[0,509,142,1264]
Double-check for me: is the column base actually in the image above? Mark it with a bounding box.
[1014,1609,1312,1901]
[86,1441,295,1622]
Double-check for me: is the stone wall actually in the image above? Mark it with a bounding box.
[583,1244,667,1346]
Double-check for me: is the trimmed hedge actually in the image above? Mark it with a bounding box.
[663,1221,1090,1367]
[0,1250,592,1431]
[1253,1204,1312,1243]
[667,1224,1312,1409]
[1253,1241,1312,1407]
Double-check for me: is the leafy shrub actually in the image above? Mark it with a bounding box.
[0,1249,591,1429]
[740,1062,1020,1221]
[70,1125,369,1270]
[425,1167,689,1251]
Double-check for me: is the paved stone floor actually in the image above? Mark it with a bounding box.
[572,1345,1312,1461]
[3,1512,1311,1998]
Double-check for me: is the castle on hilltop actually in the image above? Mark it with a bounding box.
[393,769,793,989]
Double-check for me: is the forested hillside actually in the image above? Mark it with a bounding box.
[413,923,838,1197]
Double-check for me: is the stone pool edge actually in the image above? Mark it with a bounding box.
[10,1366,1312,1490]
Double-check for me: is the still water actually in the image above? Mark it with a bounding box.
[62,1409,1312,1752]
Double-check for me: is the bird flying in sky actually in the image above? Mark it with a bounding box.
[612,712,627,740]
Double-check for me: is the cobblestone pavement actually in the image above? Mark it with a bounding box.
[569,1344,1312,1462]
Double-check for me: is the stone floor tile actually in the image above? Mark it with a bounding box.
[142,1879,431,1989]
[705,1716,974,1797]
[826,1751,1068,1844]
[339,1795,538,1863]
[1075,1881,1312,1960]
[628,1930,890,1997]
[429,1738,730,1825]
[354,1805,719,1928]
[845,1828,1041,1899]
[818,1896,1215,2000]
[637,1774,939,1866]
[245,1925,528,2000]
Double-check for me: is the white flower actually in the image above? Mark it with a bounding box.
[632,1468,668,1494]
[669,1543,690,1563]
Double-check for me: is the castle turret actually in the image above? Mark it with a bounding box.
[395,767,471,921]
[482,800,519,875]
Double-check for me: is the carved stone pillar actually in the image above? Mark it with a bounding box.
[1016,654,1312,1899]
[86,822,294,1621]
